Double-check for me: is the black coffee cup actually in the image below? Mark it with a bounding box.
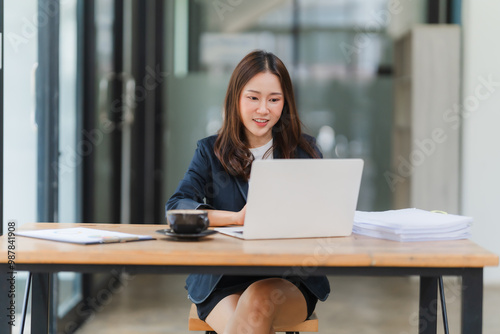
[166,209,209,234]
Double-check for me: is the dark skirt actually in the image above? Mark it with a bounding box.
[195,275,318,321]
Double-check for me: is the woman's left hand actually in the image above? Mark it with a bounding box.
[206,205,246,227]
[233,205,246,226]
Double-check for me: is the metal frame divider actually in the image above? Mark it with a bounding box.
[33,0,60,333]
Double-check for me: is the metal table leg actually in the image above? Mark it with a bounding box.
[31,273,52,334]
[20,272,32,334]
[438,276,449,334]
[461,268,483,333]
[419,276,438,334]
[1,271,14,334]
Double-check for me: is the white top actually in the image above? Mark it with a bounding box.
[249,139,273,160]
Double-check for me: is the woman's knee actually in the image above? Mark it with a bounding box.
[239,279,293,314]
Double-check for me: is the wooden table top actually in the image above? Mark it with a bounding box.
[1,223,498,268]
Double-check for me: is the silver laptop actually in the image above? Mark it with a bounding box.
[215,159,363,240]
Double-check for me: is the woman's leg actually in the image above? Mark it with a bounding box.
[224,278,308,334]
[205,292,242,333]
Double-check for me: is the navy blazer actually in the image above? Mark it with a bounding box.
[166,134,330,304]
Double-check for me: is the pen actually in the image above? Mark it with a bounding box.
[100,236,140,243]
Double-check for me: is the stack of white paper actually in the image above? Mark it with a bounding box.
[353,208,472,242]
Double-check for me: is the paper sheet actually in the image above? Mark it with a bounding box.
[16,227,154,244]
[353,208,472,242]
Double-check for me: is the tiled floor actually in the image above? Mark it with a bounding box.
[76,275,500,333]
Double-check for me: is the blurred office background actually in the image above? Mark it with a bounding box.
[2,0,500,333]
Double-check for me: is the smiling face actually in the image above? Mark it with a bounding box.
[239,71,284,148]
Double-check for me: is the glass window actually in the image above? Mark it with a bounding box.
[58,0,82,317]
[294,0,394,210]
[3,0,37,233]
[3,1,40,332]
[3,0,82,330]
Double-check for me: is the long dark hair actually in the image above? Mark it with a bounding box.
[214,50,319,180]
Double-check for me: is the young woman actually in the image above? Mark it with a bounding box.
[166,50,330,334]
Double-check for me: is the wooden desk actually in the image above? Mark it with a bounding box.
[1,223,498,334]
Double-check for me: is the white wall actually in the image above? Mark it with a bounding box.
[462,0,500,284]
[386,0,427,39]
[387,0,500,284]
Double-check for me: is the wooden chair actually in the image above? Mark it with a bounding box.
[188,304,319,334]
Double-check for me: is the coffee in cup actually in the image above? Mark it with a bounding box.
[166,209,209,234]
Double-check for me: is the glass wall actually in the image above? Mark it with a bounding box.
[3,0,81,332]
[3,0,38,234]
[92,0,119,223]
[3,1,39,331]
[294,0,394,210]
[163,0,395,211]
[58,0,82,319]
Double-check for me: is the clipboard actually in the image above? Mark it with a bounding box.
[16,227,154,244]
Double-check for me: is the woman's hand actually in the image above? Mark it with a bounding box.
[233,205,246,226]
[206,205,247,227]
